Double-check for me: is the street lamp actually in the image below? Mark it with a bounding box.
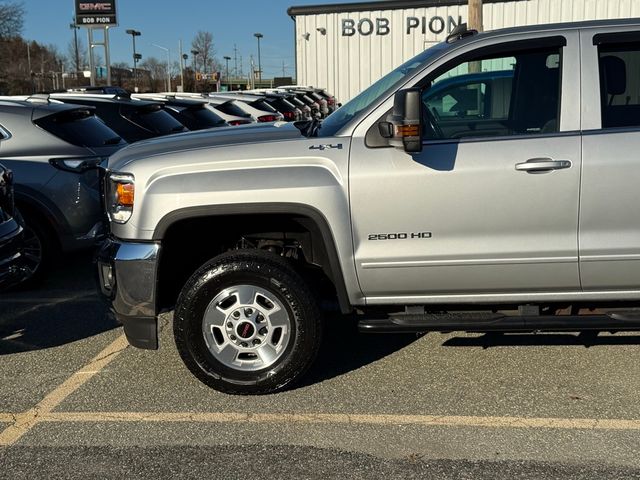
[254,33,263,84]
[126,29,141,91]
[223,55,231,91]
[152,43,171,92]
[191,49,199,90]
[181,53,188,91]
[69,23,80,84]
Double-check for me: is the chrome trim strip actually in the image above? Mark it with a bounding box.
[580,254,640,262]
[366,290,640,305]
[362,256,577,269]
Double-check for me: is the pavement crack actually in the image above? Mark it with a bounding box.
[88,344,129,365]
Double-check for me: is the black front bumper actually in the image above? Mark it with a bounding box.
[96,237,161,350]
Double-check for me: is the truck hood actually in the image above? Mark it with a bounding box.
[108,121,304,171]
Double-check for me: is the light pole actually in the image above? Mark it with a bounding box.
[191,49,199,91]
[254,33,263,84]
[126,29,141,91]
[181,53,188,91]
[223,55,231,91]
[69,23,80,84]
[152,43,171,92]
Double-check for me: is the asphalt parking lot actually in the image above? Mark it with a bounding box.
[1,253,640,479]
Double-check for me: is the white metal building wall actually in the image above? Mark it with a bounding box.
[292,0,640,103]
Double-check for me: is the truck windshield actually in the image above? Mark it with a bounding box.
[318,42,451,137]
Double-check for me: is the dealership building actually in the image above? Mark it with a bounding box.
[288,0,640,103]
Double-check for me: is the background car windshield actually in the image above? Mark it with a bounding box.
[318,41,451,137]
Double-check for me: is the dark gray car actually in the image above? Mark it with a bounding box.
[0,98,126,283]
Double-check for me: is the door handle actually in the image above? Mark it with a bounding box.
[515,158,572,173]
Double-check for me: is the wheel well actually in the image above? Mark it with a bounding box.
[157,213,350,314]
[14,199,61,251]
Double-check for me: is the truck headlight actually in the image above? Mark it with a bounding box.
[106,172,135,224]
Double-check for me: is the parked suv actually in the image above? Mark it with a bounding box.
[0,99,126,282]
[51,93,188,143]
[208,95,284,123]
[0,162,26,290]
[132,94,229,130]
[175,94,253,126]
[98,19,640,394]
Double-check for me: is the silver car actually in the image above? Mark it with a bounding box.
[0,98,126,283]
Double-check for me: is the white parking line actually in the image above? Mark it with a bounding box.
[0,334,129,446]
[28,411,640,431]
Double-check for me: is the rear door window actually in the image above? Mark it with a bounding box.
[35,108,125,147]
[598,40,640,129]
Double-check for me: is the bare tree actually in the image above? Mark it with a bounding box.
[66,37,88,72]
[0,0,24,39]
[191,31,218,74]
[140,56,165,92]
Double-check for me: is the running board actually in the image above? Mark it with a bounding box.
[358,312,640,333]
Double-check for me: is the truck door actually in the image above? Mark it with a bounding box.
[350,33,582,303]
[579,28,640,290]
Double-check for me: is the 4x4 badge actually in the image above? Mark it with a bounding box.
[309,144,343,151]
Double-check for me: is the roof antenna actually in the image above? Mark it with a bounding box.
[446,23,478,43]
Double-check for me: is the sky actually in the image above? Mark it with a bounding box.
[22,0,340,78]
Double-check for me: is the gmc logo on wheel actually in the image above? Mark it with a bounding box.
[78,2,113,11]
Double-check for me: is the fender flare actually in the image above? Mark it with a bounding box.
[153,202,353,313]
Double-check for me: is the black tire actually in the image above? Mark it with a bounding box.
[174,249,323,395]
[14,208,55,287]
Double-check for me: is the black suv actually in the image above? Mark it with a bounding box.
[0,163,26,290]
[51,93,188,143]
[132,95,229,130]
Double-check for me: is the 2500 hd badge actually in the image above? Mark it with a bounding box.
[368,232,433,240]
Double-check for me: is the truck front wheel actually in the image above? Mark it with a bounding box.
[173,250,322,395]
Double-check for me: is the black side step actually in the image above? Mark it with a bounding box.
[358,312,640,334]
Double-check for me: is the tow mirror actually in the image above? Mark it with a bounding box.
[379,88,423,154]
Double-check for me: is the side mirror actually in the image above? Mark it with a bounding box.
[379,88,423,153]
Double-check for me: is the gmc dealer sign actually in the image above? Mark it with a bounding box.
[75,0,118,26]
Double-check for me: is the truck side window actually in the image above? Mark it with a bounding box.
[598,43,640,129]
[422,47,562,141]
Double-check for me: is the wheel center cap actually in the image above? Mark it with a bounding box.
[237,322,255,339]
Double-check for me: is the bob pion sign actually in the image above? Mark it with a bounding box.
[75,0,118,27]
[342,15,463,36]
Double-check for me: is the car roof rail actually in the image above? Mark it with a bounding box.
[24,94,51,104]
[446,23,478,43]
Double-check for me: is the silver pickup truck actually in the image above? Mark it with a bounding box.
[98,19,640,394]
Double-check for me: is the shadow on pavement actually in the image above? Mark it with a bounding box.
[442,331,640,349]
[1,446,638,480]
[0,251,119,355]
[300,315,419,387]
